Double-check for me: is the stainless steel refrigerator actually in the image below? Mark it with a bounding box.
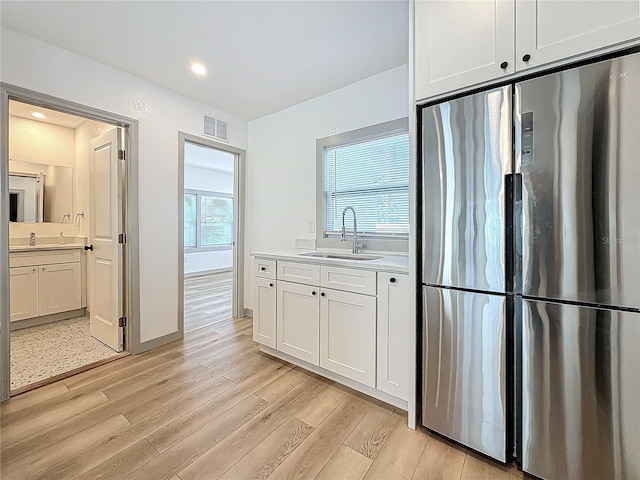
[420,51,640,479]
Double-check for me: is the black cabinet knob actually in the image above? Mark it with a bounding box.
[312,291,316,296]
[522,54,531,62]
[390,277,396,283]
[84,245,93,251]
[320,292,326,297]
[260,266,266,271]
[269,283,274,287]
[500,61,508,70]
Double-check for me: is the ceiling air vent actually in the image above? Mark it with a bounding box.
[203,115,229,142]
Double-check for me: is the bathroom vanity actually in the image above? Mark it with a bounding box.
[251,250,412,413]
[9,243,87,329]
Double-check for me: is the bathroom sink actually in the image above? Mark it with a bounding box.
[299,252,382,261]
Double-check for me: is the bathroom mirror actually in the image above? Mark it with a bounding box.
[9,159,74,224]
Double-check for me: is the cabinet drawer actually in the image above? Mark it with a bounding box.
[320,266,376,296]
[10,249,81,267]
[277,261,320,285]
[253,258,276,279]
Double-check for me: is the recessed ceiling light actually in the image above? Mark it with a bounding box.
[191,63,206,76]
[32,112,46,119]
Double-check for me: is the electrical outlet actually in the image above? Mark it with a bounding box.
[308,221,315,233]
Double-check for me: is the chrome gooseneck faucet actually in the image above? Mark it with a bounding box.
[341,206,362,254]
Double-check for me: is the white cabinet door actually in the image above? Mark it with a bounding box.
[415,0,515,101]
[516,0,640,71]
[320,289,376,387]
[9,266,39,321]
[377,273,411,400]
[38,263,82,316]
[253,276,277,348]
[277,281,320,365]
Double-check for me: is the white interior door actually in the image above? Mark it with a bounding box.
[89,128,123,351]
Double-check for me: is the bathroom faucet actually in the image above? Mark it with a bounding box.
[341,206,362,254]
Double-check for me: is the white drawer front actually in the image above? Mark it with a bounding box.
[10,249,81,268]
[320,266,376,296]
[253,258,276,279]
[277,261,320,285]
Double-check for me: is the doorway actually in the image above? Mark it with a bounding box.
[179,133,245,334]
[0,84,140,401]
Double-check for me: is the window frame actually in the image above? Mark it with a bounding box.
[184,188,234,252]
[315,117,409,253]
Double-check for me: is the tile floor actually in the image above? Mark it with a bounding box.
[10,316,119,391]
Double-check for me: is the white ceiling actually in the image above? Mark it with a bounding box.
[0,1,409,121]
[185,141,235,174]
[9,100,88,128]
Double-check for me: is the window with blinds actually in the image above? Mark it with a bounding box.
[184,190,233,249]
[321,128,409,242]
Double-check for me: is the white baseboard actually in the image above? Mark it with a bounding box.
[184,267,233,278]
[244,308,253,318]
[10,308,87,331]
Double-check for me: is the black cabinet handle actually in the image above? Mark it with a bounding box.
[260,266,266,271]
[312,291,317,295]
[269,283,274,287]
[320,292,326,297]
[522,54,531,62]
[500,61,508,70]
[84,245,93,251]
[390,277,396,283]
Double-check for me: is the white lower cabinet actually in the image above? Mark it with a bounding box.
[277,281,319,365]
[9,251,83,322]
[38,263,82,316]
[252,277,277,348]
[377,273,411,400]
[9,266,39,321]
[252,256,411,408]
[319,288,376,387]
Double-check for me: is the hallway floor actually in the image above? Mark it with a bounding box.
[184,270,233,333]
[10,316,120,391]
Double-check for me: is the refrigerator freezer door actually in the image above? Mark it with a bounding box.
[422,86,512,293]
[515,52,640,309]
[521,299,640,480]
[422,286,507,462]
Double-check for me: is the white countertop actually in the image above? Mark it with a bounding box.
[251,249,409,273]
[9,243,86,253]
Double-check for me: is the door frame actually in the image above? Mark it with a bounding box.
[178,132,246,329]
[0,83,141,402]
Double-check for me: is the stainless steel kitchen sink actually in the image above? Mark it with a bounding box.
[298,252,382,261]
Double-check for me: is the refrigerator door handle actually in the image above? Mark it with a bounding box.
[514,173,523,295]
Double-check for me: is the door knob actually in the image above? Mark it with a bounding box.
[522,54,531,62]
[500,61,509,69]
[84,245,93,251]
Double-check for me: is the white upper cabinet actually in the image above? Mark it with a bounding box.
[516,0,640,71]
[415,0,640,101]
[415,0,515,100]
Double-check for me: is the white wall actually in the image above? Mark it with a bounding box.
[1,27,248,344]
[9,115,75,167]
[184,166,233,194]
[184,164,234,274]
[245,64,408,309]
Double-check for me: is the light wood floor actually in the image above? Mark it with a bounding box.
[184,271,233,333]
[0,316,524,480]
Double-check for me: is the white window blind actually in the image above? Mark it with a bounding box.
[323,132,409,239]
